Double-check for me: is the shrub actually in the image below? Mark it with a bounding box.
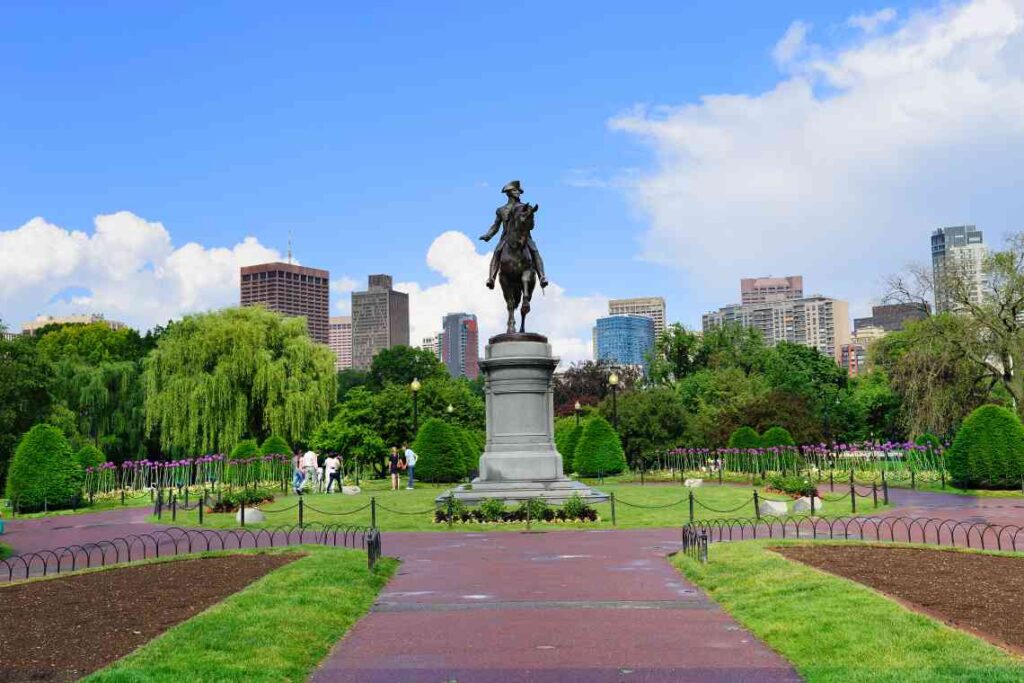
[455,428,481,478]
[555,421,584,474]
[412,418,465,483]
[516,497,549,521]
[946,405,1024,489]
[768,474,818,498]
[728,426,762,449]
[561,493,592,520]
[573,417,626,477]
[230,439,260,460]
[760,426,795,448]
[915,432,941,454]
[260,435,291,456]
[5,424,83,512]
[479,498,506,522]
[74,444,106,471]
[210,487,275,513]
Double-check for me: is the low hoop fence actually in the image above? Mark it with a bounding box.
[681,515,1024,561]
[0,523,382,584]
[680,526,708,563]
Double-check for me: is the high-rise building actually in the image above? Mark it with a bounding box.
[854,303,930,333]
[441,313,480,379]
[21,313,127,335]
[240,262,330,343]
[740,276,804,304]
[420,334,442,360]
[351,274,410,370]
[608,297,666,335]
[931,225,987,313]
[328,316,352,371]
[839,326,886,377]
[702,295,851,363]
[594,314,656,370]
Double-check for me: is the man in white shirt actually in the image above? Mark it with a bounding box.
[324,453,342,493]
[402,442,418,490]
[302,450,319,492]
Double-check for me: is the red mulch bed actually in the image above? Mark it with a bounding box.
[777,545,1024,652]
[0,553,300,682]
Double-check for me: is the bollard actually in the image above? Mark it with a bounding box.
[688,490,695,524]
[829,471,834,492]
[753,491,760,520]
[447,495,454,529]
[121,488,125,506]
[526,497,532,531]
[298,498,304,527]
[872,481,879,508]
[941,469,946,489]
[882,478,889,505]
[240,502,245,527]
[911,470,916,490]
[610,492,617,526]
[198,495,204,525]
[184,488,189,507]
[718,466,723,486]
[810,494,816,516]
[371,497,377,528]
[171,496,177,522]
[850,481,857,514]
[89,489,94,506]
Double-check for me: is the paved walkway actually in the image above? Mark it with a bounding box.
[310,529,800,682]
[1,506,164,557]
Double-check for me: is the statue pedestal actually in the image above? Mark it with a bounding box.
[439,334,608,505]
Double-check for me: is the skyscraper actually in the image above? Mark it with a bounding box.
[328,316,352,371]
[931,225,987,313]
[351,274,410,370]
[441,313,479,379]
[420,334,442,360]
[594,314,656,369]
[740,276,803,304]
[608,297,666,335]
[853,303,930,333]
[240,262,330,343]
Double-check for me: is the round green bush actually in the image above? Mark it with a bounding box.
[573,416,626,477]
[260,435,291,456]
[555,420,584,474]
[455,427,481,477]
[915,432,941,453]
[412,418,466,483]
[760,426,795,448]
[727,426,762,449]
[946,405,1024,489]
[5,424,83,512]
[230,438,260,460]
[74,444,106,471]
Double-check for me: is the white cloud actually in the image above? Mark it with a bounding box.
[610,0,1024,320]
[848,8,898,33]
[772,21,811,67]
[395,231,607,365]
[331,276,358,315]
[0,211,281,330]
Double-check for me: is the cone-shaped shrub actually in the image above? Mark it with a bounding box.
[728,426,762,449]
[413,418,466,483]
[74,444,106,470]
[947,405,1024,489]
[455,427,482,477]
[260,434,291,456]
[230,438,260,459]
[573,416,626,477]
[760,426,795,448]
[5,424,83,512]
[555,422,584,474]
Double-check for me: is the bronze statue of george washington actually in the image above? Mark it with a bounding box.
[479,180,548,290]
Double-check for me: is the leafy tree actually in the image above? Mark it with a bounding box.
[573,416,626,477]
[647,324,703,385]
[336,369,369,403]
[367,346,446,390]
[946,405,1024,489]
[0,329,52,487]
[143,307,336,454]
[849,370,904,442]
[740,390,823,445]
[699,324,769,374]
[5,424,83,511]
[553,360,642,416]
[412,418,465,482]
[599,387,685,469]
[260,435,291,455]
[75,444,106,470]
[760,426,795,447]
[230,439,260,459]
[763,342,847,400]
[727,426,761,449]
[309,420,387,473]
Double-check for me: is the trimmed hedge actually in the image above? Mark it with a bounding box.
[5,424,83,512]
[412,418,465,483]
[260,435,291,456]
[230,438,260,460]
[573,416,626,477]
[728,426,762,449]
[555,420,584,474]
[760,426,795,448]
[74,444,106,471]
[455,427,481,477]
[946,405,1024,489]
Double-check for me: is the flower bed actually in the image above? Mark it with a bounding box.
[208,488,276,513]
[434,494,599,525]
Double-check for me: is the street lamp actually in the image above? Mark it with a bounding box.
[608,371,620,430]
[410,378,421,433]
[574,400,582,427]
[446,403,454,416]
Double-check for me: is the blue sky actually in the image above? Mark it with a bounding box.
[2,1,1023,360]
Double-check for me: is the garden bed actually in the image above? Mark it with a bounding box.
[0,553,299,682]
[777,545,1024,653]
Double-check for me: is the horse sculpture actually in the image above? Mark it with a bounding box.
[498,203,539,334]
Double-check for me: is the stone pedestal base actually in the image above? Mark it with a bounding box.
[439,334,607,505]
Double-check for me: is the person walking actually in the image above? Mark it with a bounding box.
[325,452,342,493]
[302,449,319,493]
[291,451,305,495]
[389,446,401,491]
[403,442,418,490]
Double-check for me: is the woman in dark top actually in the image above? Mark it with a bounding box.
[389,446,400,491]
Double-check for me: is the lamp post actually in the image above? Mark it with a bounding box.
[608,371,620,430]
[446,403,454,418]
[410,378,421,433]
[574,401,582,427]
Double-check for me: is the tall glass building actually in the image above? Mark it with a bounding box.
[594,314,656,369]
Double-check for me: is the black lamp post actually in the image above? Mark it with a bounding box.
[410,378,421,433]
[608,371,620,430]
[574,401,582,427]
[446,403,454,419]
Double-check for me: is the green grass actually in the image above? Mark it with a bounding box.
[1,492,154,519]
[154,477,890,531]
[0,542,11,560]
[674,540,1024,682]
[83,546,396,683]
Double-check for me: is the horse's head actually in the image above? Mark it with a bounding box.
[508,203,539,246]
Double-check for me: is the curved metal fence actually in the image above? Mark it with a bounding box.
[0,523,382,583]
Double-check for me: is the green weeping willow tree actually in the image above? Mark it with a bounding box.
[143,307,336,455]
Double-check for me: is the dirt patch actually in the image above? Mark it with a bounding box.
[0,553,300,682]
[777,545,1024,652]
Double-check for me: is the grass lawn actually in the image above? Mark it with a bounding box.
[84,546,396,683]
[1,492,154,519]
[674,540,1024,682]
[0,542,11,560]
[155,477,890,531]
[884,480,1024,498]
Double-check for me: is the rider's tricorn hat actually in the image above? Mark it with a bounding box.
[501,180,522,194]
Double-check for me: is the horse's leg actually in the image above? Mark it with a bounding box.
[519,271,534,334]
[500,274,517,334]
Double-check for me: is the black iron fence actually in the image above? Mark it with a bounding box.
[680,526,708,563]
[0,523,382,583]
